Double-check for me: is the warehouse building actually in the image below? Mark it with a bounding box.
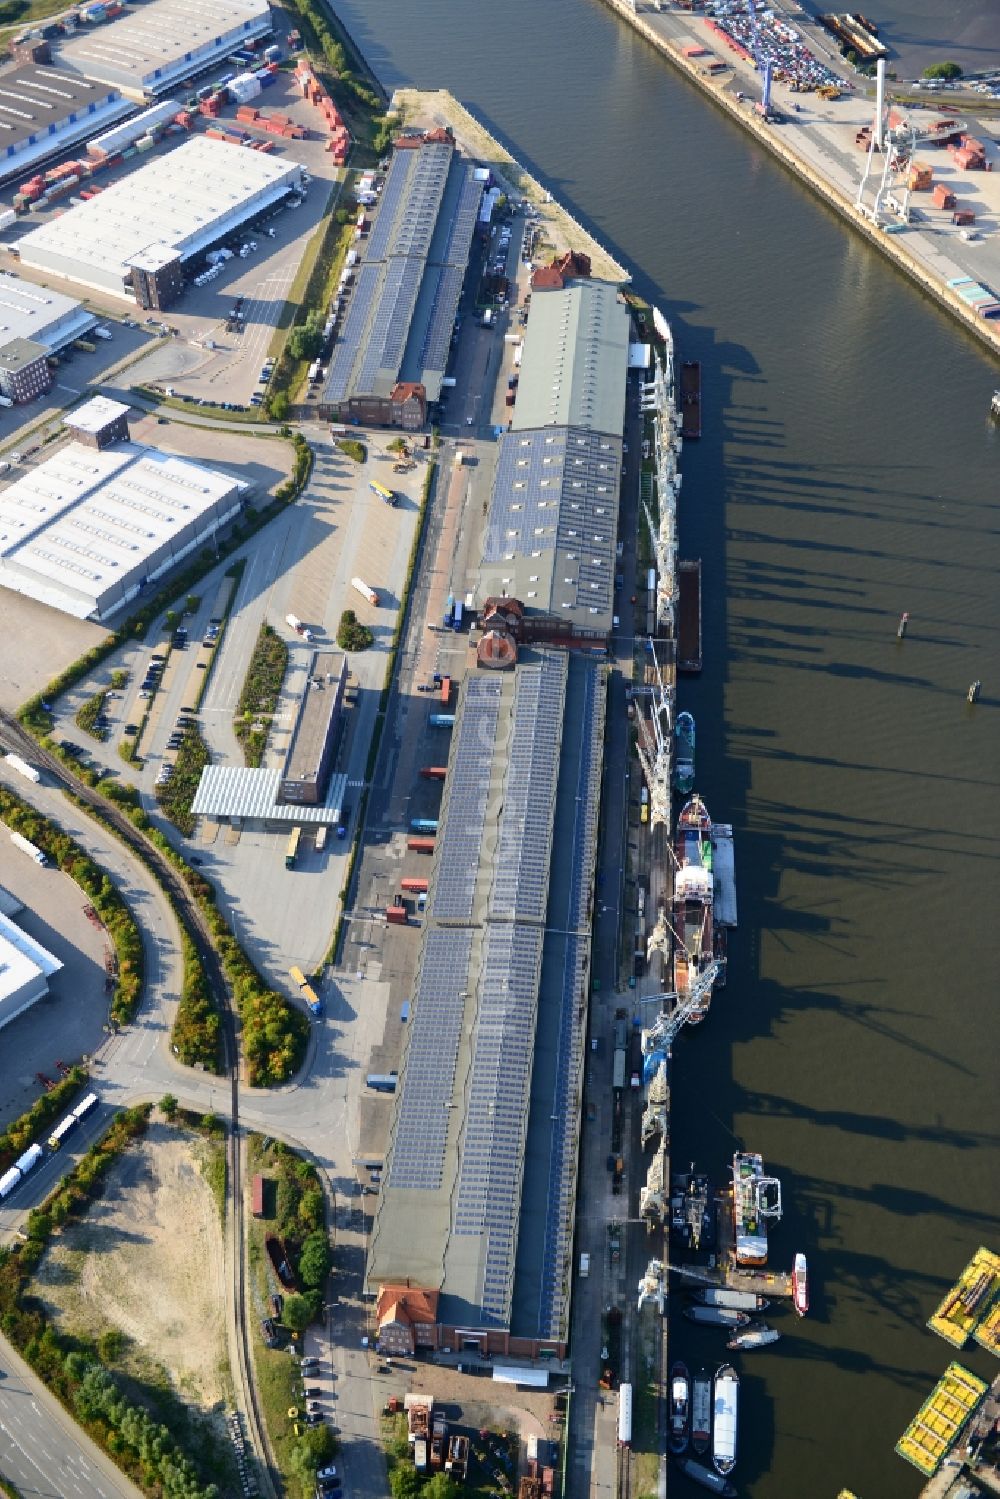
[55,0,272,99]
[366,650,606,1355]
[319,129,483,429]
[0,272,96,354]
[0,905,63,1033]
[478,278,630,642]
[279,651,347,806]
[0,407,246,618]
[0,62,130,187]
[190,765,349,827]
[16,136,301,305]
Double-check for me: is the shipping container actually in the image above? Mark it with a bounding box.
[14,1143,43,1176]
[251,1173,264,1216]
[400,877,429,893]
[420,767,447,780]
[440,676,451,704]
[366,1073,399,1092]
[407,835,436,852]
[410,818,439,833]
[0,1166,22,1200]
[72,1092,99,1121]
[428,714,455,728]
[385,905,408,926]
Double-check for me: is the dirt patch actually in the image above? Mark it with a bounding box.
[34,1122,228,1412]
[402,1361,557,1457]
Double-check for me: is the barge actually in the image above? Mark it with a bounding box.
[681,360,701,438]
[677,558,702,673]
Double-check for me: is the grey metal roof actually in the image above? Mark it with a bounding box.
[190,765,347,824]
[480,426,623,633]
[322,141,481,409]
[511,280,629,437]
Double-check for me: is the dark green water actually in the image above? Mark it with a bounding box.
[331,0,1000,1490]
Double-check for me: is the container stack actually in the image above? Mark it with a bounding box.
[932,183,956,210]
[294,61,350,164]
[949,135,988,171]
[907,160,933,191]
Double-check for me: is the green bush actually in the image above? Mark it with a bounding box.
[336,438,366,464]
[153,725,211,836]
[923,60,962,79]
[336,608,373,652]
[0,1068,88,1174]
[75,690,108,741]
[234,623,289,766]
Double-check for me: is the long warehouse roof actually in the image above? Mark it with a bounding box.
[191,766,348,824]
[56,0,271,93]
[0,63,121,151]
[17,136,300,286]
[368,651,606,1339]
[0,271,93,350]
[511,279,629,437]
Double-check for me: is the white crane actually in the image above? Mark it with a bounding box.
[635,641,672,830]
[637,1258,665,1315]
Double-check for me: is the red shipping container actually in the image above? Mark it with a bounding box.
[953,209,975,225]
[407,836,436,853]
[400,878,429,893]
[251,1174,264,1216]
[932,184,955,208]
[385,905,407,926]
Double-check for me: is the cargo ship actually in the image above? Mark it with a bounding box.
[793,1252,809,1316]
[691,1369,712,1455]
[694,1288,769,1312]
[674,711,695,794]
[673,795,715,1022]
[732,1151,783,1266]
[681,360,701,438]
[684,1305,750,1329]
[712,1364,739,1478]
[677,559,702,673]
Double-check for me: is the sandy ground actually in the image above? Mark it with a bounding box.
[34,1123,228,1413]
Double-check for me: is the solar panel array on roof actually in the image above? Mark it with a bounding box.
[385,926,474,1192]
[388,142,451,258]
[430,676,501,923]
[442,170,485,265]
[536,663,606,1338]
[490,653,567,923]
[418,263,465,376]
[323,261,381,403]
[353,255,424,395]
[364,148,418,262]
[454,922,545,1324]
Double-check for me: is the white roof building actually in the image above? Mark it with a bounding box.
[0,271,96,353]
[55,0,273,97]
[17,136,301,301]
[0,908,62,1033]
[0,439,246,619]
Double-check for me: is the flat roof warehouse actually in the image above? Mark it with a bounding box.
[54,0,272,97]
[15,136,302,301]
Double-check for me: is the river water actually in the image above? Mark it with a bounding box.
[330,0,1000,1491]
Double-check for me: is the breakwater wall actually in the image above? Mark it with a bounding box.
[595,0,1000,360]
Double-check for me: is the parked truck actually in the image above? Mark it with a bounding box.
[420,767,448,780]
[410,819,439,833]
[4,753,40,784]
[351,577,379,607]
[428,714,455,728]
[285,612,315,643]
[9,830,47,865]
[366,1073,398,1093]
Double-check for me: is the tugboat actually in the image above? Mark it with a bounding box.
[674,711,695,794]
[712,1363,739,1478]
[673,795,716,1023]
[671,1166,715,1253]
[669,1361,691,1454]
[727,1321,781,1351]
[793,1252,809,1316]
[684,1305,750,1329]
[691,1368,712,1456]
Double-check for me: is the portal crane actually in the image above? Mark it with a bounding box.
[635,641,672,829]
[746,0,777,122]
[640,958,724,1055]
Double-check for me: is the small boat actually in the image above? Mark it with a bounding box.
[671,1168,715,1253]
[727,1320,781,1351]
[793,1252,809,1316]
[669,1361,690,1454]
[674,711,695,794]
[712,1363,739,1477]
[691,1368,711,1455]
[684,1305,750,1329]
[694,1287,769,1312]
[673,1456,737,1497]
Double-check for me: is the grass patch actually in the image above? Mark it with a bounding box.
[74,688,108,742]
[235,622,289,767]
[265,209,355,408]
[153,725,211,837]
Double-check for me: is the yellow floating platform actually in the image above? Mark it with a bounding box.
[927,1246,1000,1349]
[895,1362,987,1476]
[973,1294,1000,1357]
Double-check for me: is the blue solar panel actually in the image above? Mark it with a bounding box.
[365,149,418,261]
[430,677,501,923]
[491,654,567,923]
[385,927,473,1192]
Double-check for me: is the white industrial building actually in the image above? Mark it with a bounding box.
[16,136,301,302]
[0,906,62,1033]
[0,432,247,619]
[0,63,130,187]
[0,271,96,353]
[56,0,272,98]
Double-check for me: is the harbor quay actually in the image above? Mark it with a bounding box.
[591,0,1000,359]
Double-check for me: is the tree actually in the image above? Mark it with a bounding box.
[390,1466,423,1499]
[268,390,290,421]
[159,1093,179,1120]
[288,323,323,362]
[336,609,374,652]
[298,1230,331,1290]
[923,60,962,79]
[281,1294,315,1333]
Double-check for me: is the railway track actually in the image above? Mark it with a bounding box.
[0,712,278,1497]
[617,1440,632,1499]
